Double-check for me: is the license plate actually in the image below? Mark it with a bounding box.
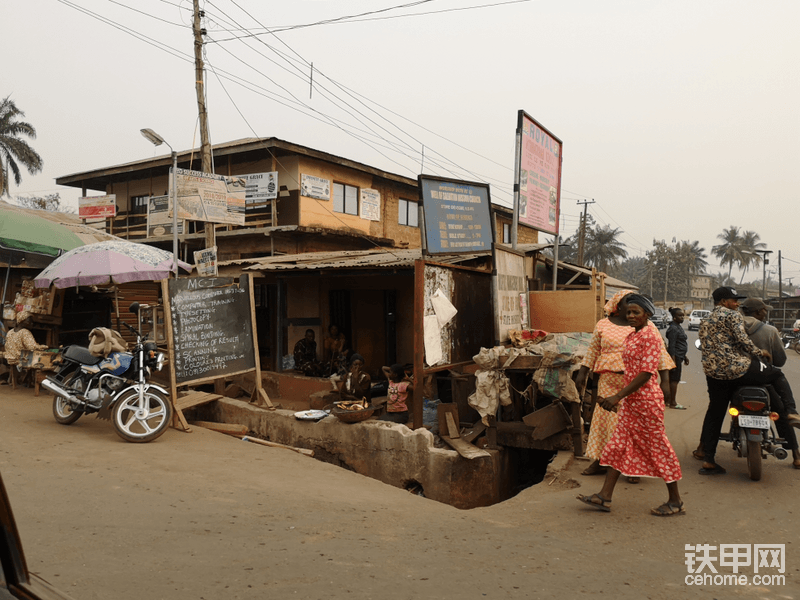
[738,415,769,429]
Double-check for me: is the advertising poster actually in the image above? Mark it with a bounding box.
[418,176,492,254]
[516,111,563,235]
[300,174,330,201]
[243,172,278,205]
[79,194,116,219]
[360,188,381,221]
[146,195,185,237]
[193,246,218,277]
[171,168,246,226]
[493,245,527,342]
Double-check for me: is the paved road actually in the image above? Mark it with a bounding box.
[1,340,799,599]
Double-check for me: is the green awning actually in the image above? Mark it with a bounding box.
[0,209,85,257]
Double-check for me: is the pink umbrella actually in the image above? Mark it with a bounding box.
[34,240,192,289]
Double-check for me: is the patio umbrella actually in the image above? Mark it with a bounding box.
[34,240,192,289]
[0,203,85,258]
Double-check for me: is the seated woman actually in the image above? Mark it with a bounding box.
[3,318,48,366]
[293,329,322,377]
[339,354,371,404]
[323,324,348,377]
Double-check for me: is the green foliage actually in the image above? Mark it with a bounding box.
[15,192,64,211]
[0,96,43,196]
[711,226,766,282]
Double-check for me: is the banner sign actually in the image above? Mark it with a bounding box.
[147,195,185,237]
[243,172,278,204]
[193,246,218,277]
[418,176,492,254]
[493,245,527,343]
[171,168,246,225]
[300,174,330,201]
[516,111,563,235]
[79,194,116,219]
[360,188,381,221]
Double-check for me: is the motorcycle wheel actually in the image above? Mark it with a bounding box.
[746,439,762,481]
[52,374,85,425]
[794,341,800,355]
[111,388,172,443]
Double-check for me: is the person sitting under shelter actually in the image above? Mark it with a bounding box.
[3,318,48,366]
[293,329,323,377]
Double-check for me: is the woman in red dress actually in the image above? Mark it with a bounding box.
[577,294,685,516]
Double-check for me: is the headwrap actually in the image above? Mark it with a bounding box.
[603,289,634,316]
[625,293,656,316]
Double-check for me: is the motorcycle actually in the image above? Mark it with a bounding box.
[724,385,787,481]
[781,328,800,355]
[41,302,172,443]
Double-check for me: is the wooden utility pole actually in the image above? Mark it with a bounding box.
[576,199,594,265]
[193,0,215,249]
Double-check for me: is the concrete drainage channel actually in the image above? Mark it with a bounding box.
[189,398,568,509]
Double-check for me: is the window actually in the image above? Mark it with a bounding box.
[130,195,149,215]
[333,183,358,215]
[502,223,511,243]
[398,199,418,227]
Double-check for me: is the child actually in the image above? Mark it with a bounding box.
[380,364,412,424]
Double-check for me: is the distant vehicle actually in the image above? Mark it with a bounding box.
[650,308,669,329]
[688,309,711,331]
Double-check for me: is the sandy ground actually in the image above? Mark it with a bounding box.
[1,338,799,599]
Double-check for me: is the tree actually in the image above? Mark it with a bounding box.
[737,230,767,284]
[15,192,64,212]
[584,225,628,273]
[0,96,43,196]
[711,226,747,280]
[612,256,650,290]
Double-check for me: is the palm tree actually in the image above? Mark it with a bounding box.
[711,226,746,280]
[677,240,708,275]
[584,225,628,273]
[737,230,767,284]
[0,96,43,196]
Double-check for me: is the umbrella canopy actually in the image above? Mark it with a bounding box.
[0,206,85,257]
[34,240,192,289]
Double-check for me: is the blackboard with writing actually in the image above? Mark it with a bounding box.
[167,275,256,385]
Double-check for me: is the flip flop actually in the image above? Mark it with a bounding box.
[626,476,640,484]
[651,502,685,517]
[691,450,705,461]
[577,493,611,512]
[670,404,687,410]
[698,464,726,475]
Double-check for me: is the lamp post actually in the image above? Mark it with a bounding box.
[140,128,179,277]
[755,249,772,300]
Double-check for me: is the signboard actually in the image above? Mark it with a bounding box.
[243,172,278,204]
[360,188,380,221]
[79,194,116,219]
[147,195,185,237]
[171,168,246,225]
[300,174,330,201]
[418,176,492,254]
[193,246,218,277]
[167,276,256,385]
[516,111,563,235]
[493,245,527,343]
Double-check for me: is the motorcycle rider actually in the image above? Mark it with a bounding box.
[697,287,800,475]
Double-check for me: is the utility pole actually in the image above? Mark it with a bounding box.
[193,0,215,250]
[576,199,594,265]
[755,249,772,300]
[779,250,784,326]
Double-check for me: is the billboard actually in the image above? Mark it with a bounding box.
[147,195,185,237]
[516,111,563,235]
[79,194,116,219]
[171,168,246,225]
[418,176,493,254]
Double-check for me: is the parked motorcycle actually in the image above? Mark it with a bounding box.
[42,303,172,443]
[724,385,787,481]
[781,328,800,355]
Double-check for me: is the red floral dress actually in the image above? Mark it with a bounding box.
[599,326,682,482]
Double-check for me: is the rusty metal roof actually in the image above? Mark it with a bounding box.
[238,248,490,272]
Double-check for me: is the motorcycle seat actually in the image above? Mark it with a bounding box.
[62,345,103,366]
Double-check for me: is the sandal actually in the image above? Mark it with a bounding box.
[576,493,611,512]
[651,501,685,517]
[670,404,687,410]
[691,450,705,461]
[581,465,607,476]
[626,476,640,484]
[698,464,726,475]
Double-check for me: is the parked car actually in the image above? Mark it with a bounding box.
[688,309,711,331]
[650,308,669,329]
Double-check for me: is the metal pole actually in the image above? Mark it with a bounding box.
[511,129,522,250]
[551,234,560,291]
[171,150,179,278]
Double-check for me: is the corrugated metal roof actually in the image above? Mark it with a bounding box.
[239,248,489,272]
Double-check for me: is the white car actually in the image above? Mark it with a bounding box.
[688,310,711,331]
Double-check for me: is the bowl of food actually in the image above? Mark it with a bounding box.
[331,400,375,423]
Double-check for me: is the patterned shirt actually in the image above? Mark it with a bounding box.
[699,305,764,380]
[4,328,47,365]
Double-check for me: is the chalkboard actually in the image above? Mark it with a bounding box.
[167,275,256,385]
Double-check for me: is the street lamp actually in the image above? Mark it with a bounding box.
[140,128,179,277]
[756,249,773,300]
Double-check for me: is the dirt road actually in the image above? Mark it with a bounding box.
[1,339,798,599]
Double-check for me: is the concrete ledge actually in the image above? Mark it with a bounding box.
[192,398,505,509]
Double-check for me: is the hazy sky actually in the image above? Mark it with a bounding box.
[3,1,798,286]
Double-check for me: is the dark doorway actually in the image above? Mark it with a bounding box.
[329,289,352,349]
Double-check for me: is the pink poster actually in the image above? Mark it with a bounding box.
[516,112,562,235]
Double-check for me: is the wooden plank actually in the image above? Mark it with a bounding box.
[528,289,598,333]
[461,421,486,444]
[440,435,491,460]
[437,403,460,439]
[191,421,248,436]
[412,259,425,430]
[521,402,573,440]
[174,391,223,411]
[239,436,315,457]
[445,413,460,439]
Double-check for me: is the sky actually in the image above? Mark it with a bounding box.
[3,0,799,287]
